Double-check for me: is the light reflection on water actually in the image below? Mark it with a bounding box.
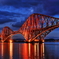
[0,41,59,59]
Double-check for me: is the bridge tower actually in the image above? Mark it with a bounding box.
[1,26,13,42]
[18,13,59,42]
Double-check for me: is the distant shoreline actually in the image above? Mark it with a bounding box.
[45,39,59,42]
[0,39,59,42]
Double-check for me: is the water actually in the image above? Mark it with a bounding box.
[0,42,59,59]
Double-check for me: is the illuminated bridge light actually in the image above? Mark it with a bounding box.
[9,39,13,43]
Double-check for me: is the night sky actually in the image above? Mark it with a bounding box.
[0,0,59,39]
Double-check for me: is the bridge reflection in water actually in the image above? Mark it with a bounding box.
[0,40,45,59]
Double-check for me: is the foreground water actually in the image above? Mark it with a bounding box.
[0,42,59,59]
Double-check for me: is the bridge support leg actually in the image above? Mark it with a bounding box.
[39,39,44,43]
[1,36,4,42]
[1,39,4,42]
[41,39,44,42]
[39,36,44,43]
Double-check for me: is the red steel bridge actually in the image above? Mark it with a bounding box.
[0,13,59,42]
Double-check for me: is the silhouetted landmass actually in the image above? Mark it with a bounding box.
[45,39,59,42]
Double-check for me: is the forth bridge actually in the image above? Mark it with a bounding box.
[0,13,59,42]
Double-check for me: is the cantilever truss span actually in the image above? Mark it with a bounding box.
[1,13,59,42]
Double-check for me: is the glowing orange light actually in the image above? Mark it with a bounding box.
[10,41,13,59]
[28,40,31,42]
[28,43,31,57]
[10,40,12,43]
[34,39,39,42]
[2,43,3,57]
[42,39,44,42]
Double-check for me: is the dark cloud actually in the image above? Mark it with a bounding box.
[0,18,15,24]
[0,10,25,24]
[0,0,40,8]
[0,11,22,17]
[0,0,59,16]
[12,21,25,28]
[42,0,59,16]
[0,28,3,30]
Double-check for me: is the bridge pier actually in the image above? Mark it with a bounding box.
[0,38,4,42]
[39,39,44,43]
[39,35,44,43]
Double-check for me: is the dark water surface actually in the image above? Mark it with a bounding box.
[0,42,59,59]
